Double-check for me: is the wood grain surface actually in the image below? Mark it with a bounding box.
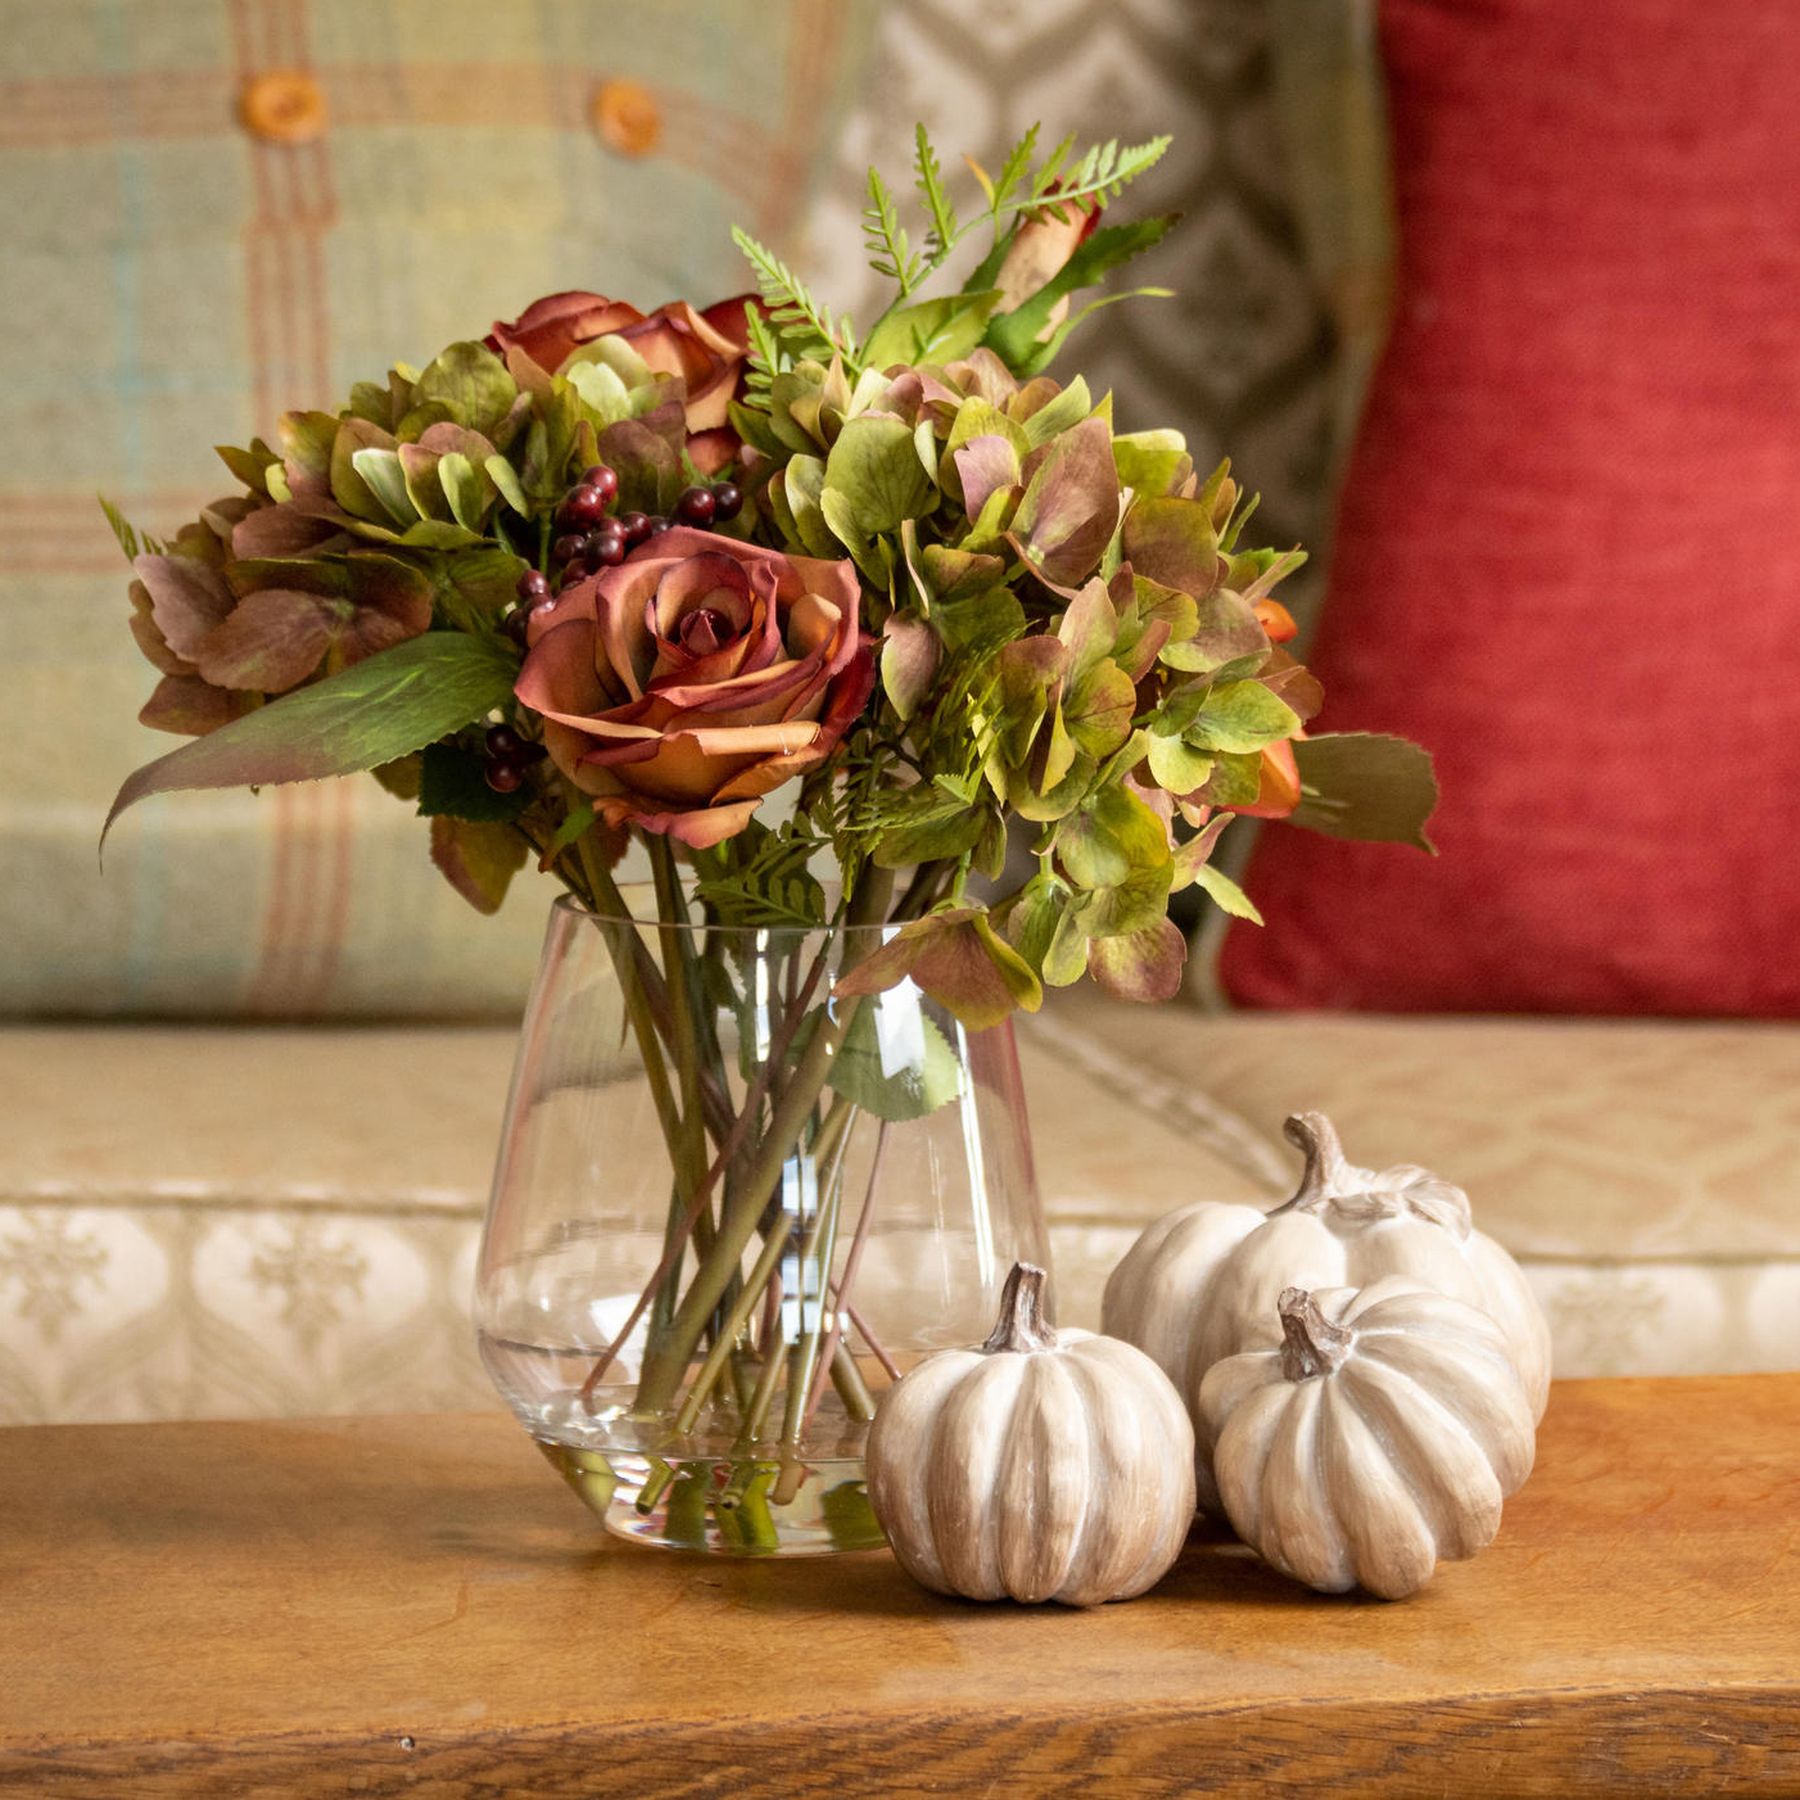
[1,1375,1796,1797]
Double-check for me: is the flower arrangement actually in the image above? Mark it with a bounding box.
[103,127,1435,1547]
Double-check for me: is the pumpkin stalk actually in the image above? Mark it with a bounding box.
[983,1262,1058,1354]
[1277,1286,1355,1380]
[1279,1112,1348,1213]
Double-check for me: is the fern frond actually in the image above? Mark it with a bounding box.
[1032,131,1077,201]
[1028,134,1170,214]
[862,167,920,293]
[98,494,164,562]
[741,300,787,401]
[913,123,958,261]
[732,226,860,374]
[988,124,1041,225]
[693,820,831,928]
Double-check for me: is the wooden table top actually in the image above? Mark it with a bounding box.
[1,1375,1796,1797]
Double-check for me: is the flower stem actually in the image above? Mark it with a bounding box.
[827,1341,877,1423]
[735,1329,788,1452]
[732,1464,780,1550]
[646,836,717,1344]
[844,1299,902,1382]
[575,946,825,1409]
[573,938,829,1406]
[802,1118,890,1434]
[631,869,893,1418]
[671,1211,796,1435]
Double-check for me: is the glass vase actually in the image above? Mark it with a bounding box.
[475,893,1049,1556]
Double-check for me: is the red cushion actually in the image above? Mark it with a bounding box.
[1221,0,1800,1016]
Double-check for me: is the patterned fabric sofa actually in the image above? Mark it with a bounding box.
[7,996,1798,1423]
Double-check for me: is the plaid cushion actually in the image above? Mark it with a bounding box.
[0,0,871,1017]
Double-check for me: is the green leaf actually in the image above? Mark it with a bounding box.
[863,290,1002,371]
[214,442,281,498]
[414,342,518,435]
[696,863,826,931]
[880,613,940,723]
[104,632,518,845]
[1183,679,1301,754]
[280,410,339,480]
[733,226,859,374]
[348,379,394,427]
[368,756,421,807]
[1071,860,1174,938]
[1291,733,1440,851]
[1011,286,1176,381]
[1008,415,1120,588]
[1158,587,1268,674]
[961,480,1019,553]
[418,740,529,822]
[1087,916,1188,1003]
[563,359,635,426]
[350,448,417,524]
[1193,862,1263,924]
[485,455,530,517]
[782,454,842,560]
[1056,783,1171,889]
[437,545,527,616]
[983,214,1179,369]
[1065,660,1136,762]
[997,870,1070,976]
[835,905,1042,1031]
[1017,376,1094,449]
[823,413,935,537]
[598,417,682,515]
[436,453,488,531]
[1122,494,1221,599]
[873,786,988,867]
[547,803,597,855]
[397,444,451,521]
[1112,429,1188,497]
[559,333,653,389]
[1171,813,1230,891]
[331,420,397,522]
[1041,904,1091,987]
[1193,751,1265,808]
[430,814,528,914]
[917,544,1007,606]
[828,997,964,1122]
[935,585,1024,654]
[1145,734,1215,794]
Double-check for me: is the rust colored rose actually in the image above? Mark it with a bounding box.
[486,292,754,475]
[515,527,874,848]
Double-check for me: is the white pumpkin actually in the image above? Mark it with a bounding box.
[1200,1277,1537,1599]
[1102,1111,1550,1510]
[866,1261,1195,1606]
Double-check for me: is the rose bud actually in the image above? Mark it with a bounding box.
[1229,738,1302,820]
[1254,598,1298,644]
[993,189,1102,338]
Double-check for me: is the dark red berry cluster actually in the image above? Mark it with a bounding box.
[499,465,744,648]
[482,722,547,794]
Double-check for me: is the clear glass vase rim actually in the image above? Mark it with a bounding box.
[550,885,871,940]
